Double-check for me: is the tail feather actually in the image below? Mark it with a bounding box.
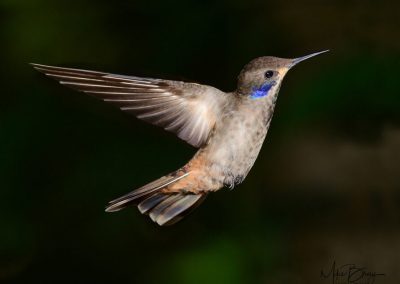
[105,171,207,225]
[149,195,183,222]
[153,194,206,226]
[105,172,189,213]
[138,193,169,214]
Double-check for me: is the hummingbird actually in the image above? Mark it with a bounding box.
[32,50,328,226]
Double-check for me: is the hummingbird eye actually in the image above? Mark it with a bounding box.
[264,70,274,79]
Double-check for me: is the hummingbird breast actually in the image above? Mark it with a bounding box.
[187,95,276,191]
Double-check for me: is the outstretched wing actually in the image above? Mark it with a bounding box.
[32,63,231,148]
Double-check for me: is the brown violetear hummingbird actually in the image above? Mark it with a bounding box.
[32,50,328,225]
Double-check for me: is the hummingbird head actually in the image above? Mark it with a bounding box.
[237,50,329,99]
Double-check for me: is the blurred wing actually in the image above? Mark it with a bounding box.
[32,63,230,148]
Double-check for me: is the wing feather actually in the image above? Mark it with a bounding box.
[32,63,231,147]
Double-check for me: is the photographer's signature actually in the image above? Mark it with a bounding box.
[320,261,385,284]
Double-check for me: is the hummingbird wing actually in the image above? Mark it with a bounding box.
[32,63,231,148]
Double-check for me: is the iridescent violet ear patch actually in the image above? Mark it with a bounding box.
[250,81,276,99]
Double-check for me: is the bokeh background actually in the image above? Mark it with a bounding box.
[1,0,399,283]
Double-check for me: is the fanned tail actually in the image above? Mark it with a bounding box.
[105,171,207,226]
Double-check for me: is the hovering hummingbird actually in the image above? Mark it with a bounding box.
[32,50,328,225]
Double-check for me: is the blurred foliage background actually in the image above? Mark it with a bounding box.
[1,0,399,283]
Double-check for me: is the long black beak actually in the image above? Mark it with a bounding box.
[290,50,329,68]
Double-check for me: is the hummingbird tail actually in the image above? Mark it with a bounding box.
[105,171,207,225]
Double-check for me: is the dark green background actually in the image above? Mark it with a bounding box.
[1,0,399,283]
